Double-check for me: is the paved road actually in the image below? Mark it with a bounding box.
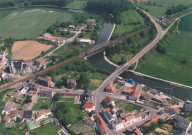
[95,8,166,113]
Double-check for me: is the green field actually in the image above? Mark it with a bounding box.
[0,8,72,39]
[30,122,60,135]
[119,9,144,24]
[66,1,87,10]
[140,5,168,17]
[32,98,52,110]
[140,0,192,7]
[136,14,192,86]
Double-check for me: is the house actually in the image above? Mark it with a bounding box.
[68,25,75,30]
[23,110,33,121]
[35,109,51,121]
[79,39,94,44]
[67,79,76,89]
[165,108,177,117]
[28,84,40,103]
[173,115,192,135]
[112,119,124,131]
[127,84,142,101]
[0,52,6,70]
[34,57,46,70]
[38,90,55,98]
[2,101,20,115]
[184,101,192,112]
[103,111,115,125]
[123,88,134,95]
[18,86,29,95]
[124,114,136,125]
[9,61,32,74]
[144,115,161,128]
[9,110,24,121]
[36,76,52,87]
[102,96,112,108]
[105,83,117,93]
[95,114,109,135]
[82,89,94,111]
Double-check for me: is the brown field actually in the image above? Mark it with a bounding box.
[11,41,52,60]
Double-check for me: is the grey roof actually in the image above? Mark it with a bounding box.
[37,76,49,82]
[89,110,96,116]
[184,101,192,112]
[165,108,176,116]
[104,111,113,123]
[13,61,22,71]
[83,89,92,98]
[23,110,32,119]
[113,119,122,126]
[173,115,191,130]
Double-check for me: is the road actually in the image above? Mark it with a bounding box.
[95,8,166,113]
[44,28,82,58]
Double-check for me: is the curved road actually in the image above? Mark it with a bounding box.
[95,8,166,113]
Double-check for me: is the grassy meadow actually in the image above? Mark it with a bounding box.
[0,8,72,39]
[140,5,168,17]
[65,0,87,10]
[136,14,192,86]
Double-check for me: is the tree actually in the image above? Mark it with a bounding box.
[120,57,126,65]
[56,110,63,121]
[150,122,158,130]
[52,93,62,101]
[156,45,166,54]
[158,119,164,126]
[0,46,6,51]
[24,95,32,103]
[41,51,45,56]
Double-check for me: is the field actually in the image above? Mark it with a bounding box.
[30,122,60,135]
[11,41,52,60]
[119,9,144,24]
[112,9,144,39]
[65,1,87,10]
[136,14,192,86]
[140,5,168,17]
[32,98,52,110]
[0,8,72,39]
[140,0,192,7]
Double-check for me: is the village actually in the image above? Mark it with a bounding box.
[0,74,192,135]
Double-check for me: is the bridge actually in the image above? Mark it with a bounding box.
[0,27,151,91]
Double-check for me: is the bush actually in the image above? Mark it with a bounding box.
[156,45,166,54]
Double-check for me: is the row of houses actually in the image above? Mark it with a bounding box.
[9,57,46,74]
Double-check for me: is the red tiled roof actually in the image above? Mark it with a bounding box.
[4,115,10,123]
[36,109,51,118]
[135,128,143,135]
[173,108,180,114]
[84,102,93,109]
[145,115,161,127]
[95,114,108,135]
[83,118,95,125]
[103,108,111,113]
[106,83,113,90]
[124,88,134,93]
[10,110,24,119]
[122,119,126,124]
[125,114,135,121]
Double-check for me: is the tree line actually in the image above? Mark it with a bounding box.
[166,4,188,15]
[86,0,133,24]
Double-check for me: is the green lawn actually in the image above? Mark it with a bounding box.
[110,53,133,64]
[32,98,52,110]
[66,1,87,10]
[140,5,168,17]
[30,122,60,135]
[0,8,72,39]
[136,14,192,86]
[115,84,123,90]
[119,9,144,24]
[112,24,142,38]
[115,100,144,113]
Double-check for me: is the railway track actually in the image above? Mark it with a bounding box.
[0,54,85,91]
[0,27,152,91]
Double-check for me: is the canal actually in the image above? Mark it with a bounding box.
[89,22,192,100]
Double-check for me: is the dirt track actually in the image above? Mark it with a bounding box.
[11,40,52,60]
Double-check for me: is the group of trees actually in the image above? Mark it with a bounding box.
[0,0,73,8]
[86,0,133,23]
[166,4,187,15]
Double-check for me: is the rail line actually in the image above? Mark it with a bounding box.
[0,27,152,91]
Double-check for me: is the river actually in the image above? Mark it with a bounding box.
[89,23,192,100]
